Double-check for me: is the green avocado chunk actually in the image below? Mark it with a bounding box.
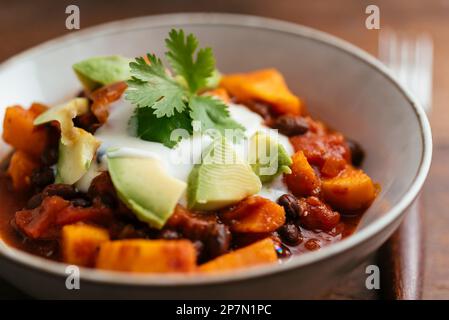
[34,98,100,184]
[56,128,100,185]
[34,98,90,145]
[107,154,187,229]
[187,137,262,211]
[73,55,131,92]
[249,132,292,183]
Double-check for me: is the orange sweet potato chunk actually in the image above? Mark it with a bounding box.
[62,224,110,267]
[7,150,39,190]
[199,238,277,273]
[322,166,376,212]
[222,196,285,233]
[220,69,302,115]
[285,151,321,197]
[29,102,48,116]
[96,239,197,273]
[2,105,48,158]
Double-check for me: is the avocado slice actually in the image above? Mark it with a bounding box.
[107,154,187,229]
[34,98,90,144]
[249,132,292,183]
[73,55,131,92]
[56,128,100,185]
[187,137,262,211]
[34,98,100,184]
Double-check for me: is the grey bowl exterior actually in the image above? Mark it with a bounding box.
[0,13,432,299]
[0,213,403,299]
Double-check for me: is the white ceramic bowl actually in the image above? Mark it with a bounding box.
[0,13,432,299]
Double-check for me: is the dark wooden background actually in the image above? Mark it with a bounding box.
[1,0,448,299]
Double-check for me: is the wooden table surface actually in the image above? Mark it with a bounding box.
[1,0,448,299]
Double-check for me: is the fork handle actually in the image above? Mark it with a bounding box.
[378,198,424,299]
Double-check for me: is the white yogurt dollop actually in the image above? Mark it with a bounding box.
[76,97,293,202]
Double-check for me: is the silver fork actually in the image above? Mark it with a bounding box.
[379,30,434,113]
[378,30,433,300]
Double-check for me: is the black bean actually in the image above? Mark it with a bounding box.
[277,194,301,221]
[30,167,55,189]
[278,224,302,245]
[76,89,87,98]
[115,224,149,239]
[273,115,309,136]
[43,184,79,200]
[347,139,365,167]
[206,223,232,259]
[247,101,272,120]
[71,198,91,207]
[166,207,232,260]
[26,193,44,209]
[100,194,118,208]
[40,147,58,166]
[74,112,100,134]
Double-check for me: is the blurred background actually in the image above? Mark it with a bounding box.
[0,0,448,299]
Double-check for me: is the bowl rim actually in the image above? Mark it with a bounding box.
[0,12,432,287]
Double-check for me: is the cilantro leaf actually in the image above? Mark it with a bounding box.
[125,30,245,148]
[189,95,245,134]
[125,54,187,117]
[165,29,215,93]
[131,107,193,148]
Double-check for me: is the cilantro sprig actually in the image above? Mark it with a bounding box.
[165,29,215,93]
[126,54,187,118]
[126,29,244,148]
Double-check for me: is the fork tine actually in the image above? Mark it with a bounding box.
[400,37,410,88]
[419,35,433,111]
[379,29,390,65]
[379,30,433,113]
[388,31,396,71]
[414,36,425,109]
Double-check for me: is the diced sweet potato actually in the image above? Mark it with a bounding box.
[220,69,302,115]
[2,105,48,158]
[202,87,231,103]
[199,238,277,273]
[96,239,197,273]
[321,156,347,178]
[221,196,285,233]
[285,151,321,197]
[322,166,376,212]
[29,102,48,116]
[62,224,110,267]
[7,150,40,190]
